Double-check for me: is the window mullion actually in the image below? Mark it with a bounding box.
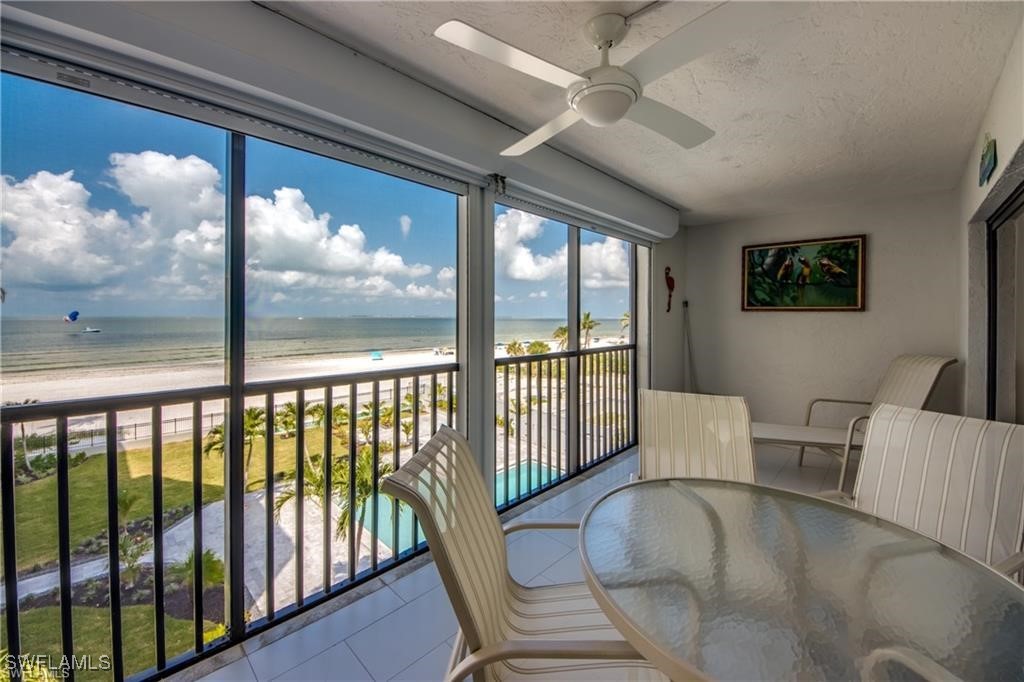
[224,131,247,641]
[567,225,581,473]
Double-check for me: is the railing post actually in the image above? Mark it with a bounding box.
[224,131,247,642]
[1,422,21,672]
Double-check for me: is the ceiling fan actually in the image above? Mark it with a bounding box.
[434,3,798,156]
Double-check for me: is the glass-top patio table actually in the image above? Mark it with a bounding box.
[580,478,1024,681]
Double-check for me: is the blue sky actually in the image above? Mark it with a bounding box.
[2,73,629,321]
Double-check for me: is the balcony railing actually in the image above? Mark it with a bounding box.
[494,344,636,510]
[0,363,456,680]
[2,346,636,680]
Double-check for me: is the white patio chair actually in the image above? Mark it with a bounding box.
[639,390,756,483]
[752,354,957,489]
[381,425,666,682]
[822,403,1024,577]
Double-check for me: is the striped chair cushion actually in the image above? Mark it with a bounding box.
[854,404,1024,567]
[382,426,511,652]
[868,354,956,412]
[383,427,666,681]
[494,582,666,680]
[639,390,756,483]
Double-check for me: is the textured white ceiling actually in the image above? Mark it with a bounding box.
[268,1,1023,225]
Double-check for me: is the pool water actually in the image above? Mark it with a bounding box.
[494,462,561,507]
[362,462,561,553]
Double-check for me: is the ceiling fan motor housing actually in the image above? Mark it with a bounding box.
[567,66,641,127]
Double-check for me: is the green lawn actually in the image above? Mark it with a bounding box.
[12,428,348,572]
[14,604,205,682]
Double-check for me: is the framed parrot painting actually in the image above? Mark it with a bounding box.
[742,235,866,311]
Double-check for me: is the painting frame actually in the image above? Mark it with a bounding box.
[742,234,866,311]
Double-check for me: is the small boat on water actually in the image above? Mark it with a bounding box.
[81,327,102,333]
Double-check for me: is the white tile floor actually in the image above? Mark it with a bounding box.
[182,444,844,682]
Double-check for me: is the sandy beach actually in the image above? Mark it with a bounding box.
[1,346,456,404]
[1,336,627,441]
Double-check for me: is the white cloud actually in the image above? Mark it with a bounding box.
[2,152,450,310]
[1,170,131,289]
[109,151,223,238]
[581,236,629,289]
[494,209,567,281]
[528,290,549,299]
[404,283,455,300]
[399,214,412,238]
[437,266,456,285]
[245,188,430,279]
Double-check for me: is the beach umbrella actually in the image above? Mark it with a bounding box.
[63,310,80,323]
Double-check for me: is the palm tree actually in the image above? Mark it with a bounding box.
[4,398,39,472]
[552,325,568,351]
[505,339,525,356]
[332,403,350,429]
[379,404,395,429]
[204,406,266,488]
[401,392,423,416]
[580,312,601,348]
[305,402,325,428]
[275,402,297,437]
[273,450,336,516]
[168,548,225,611]
[526,340,550,355]
[619,311,630,334]
[358,401,394,429]
[117,489,140,532]
[400,419,414,444]
[342,446,395,555]
[356,418,375,444]
[273,446,393,556]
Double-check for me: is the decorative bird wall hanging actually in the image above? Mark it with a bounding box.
[665,266,675,312]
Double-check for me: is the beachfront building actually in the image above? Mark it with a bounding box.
[1,2,1023,681]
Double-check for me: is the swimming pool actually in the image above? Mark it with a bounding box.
[363,462,561,553]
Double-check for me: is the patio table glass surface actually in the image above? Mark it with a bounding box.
[580,478,1024,681]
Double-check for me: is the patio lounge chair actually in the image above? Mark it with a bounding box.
[822,403,1024,576]
[752,354,957,489]
[638,389,756,483]
[381,426,666,682]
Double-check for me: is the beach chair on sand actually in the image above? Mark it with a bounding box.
[752,354,956,489]
[382,426,664,682]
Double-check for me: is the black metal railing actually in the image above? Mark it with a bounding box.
[0,363,457,680]
[494,344,636,510]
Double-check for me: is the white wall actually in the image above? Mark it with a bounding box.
[957,16,1024,415]
[959,18,1024,226]
[684,191,961,424]
[650,229,689,391]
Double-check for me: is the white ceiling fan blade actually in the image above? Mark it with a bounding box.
[625,2,802,86]
[501,110,582,156]
[626,97,715,149]
[435,20,582,89]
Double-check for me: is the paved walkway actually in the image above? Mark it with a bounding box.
[2,485,386,612]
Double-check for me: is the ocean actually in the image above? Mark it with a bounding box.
[1,317,622,376]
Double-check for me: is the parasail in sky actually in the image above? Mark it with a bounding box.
[63,310,80,323]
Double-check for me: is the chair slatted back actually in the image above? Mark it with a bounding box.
[639,390,756,483]
[855,403,1024,567]
[869,355,956,413]
[381,426,509,653]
